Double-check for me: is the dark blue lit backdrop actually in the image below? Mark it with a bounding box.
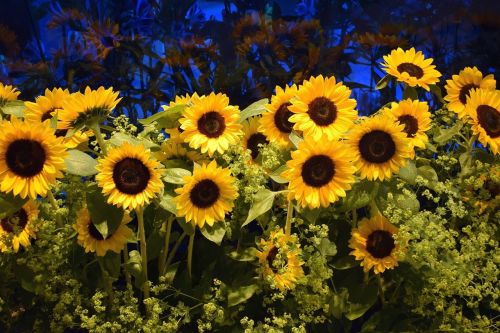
[0,0,499,120]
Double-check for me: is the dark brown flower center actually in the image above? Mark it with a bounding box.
[459,84,478,105]
[476,105,499,138]
[197,111,226,138]
[359,130,396,164]
[189,179,220,208]
[6,139,46,177]
[87,220,109,240]
[112,158,151,195]
[366,230,395,258]
[397,115,419,137]
[41,108,56,122]
[247,133,268,159]
[397,62,424,79]
[1,208,28,233]
[301,154,335,187]
[484,179,500,198]
[307,97,337,126]
[55,129,69,138]
[266,246,286,273]
[274,102,294,134]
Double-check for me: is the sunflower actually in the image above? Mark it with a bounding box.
[0,82,20,106]
[444,67,496,119]
[24,88,89,149]
[464,89,500,154]
[83,19,122,60]
[73,207,133,256]
[256,228,304,291]
[382,47,441,91]
[0,200,39,253]
[260,84,298,148]
[0,117,67,199]
[243,117,268,160]
[162,92,202,144]
[282,139,356,208]
[349,214,402,274]
[174,160,238,228]
[382,99,432,157]
[289,75,358,141]
[95,143,165,210]
[347,115,412,181]
[58,87,121,130]
[154,141,205,165]
[179,92,243,157]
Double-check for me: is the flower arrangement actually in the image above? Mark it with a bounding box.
[0,47,498,332]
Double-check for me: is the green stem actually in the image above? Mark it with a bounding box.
[369,199,379,216]
[136,207,150,299]
[352,209,358,226]
[97,257,114,310]
[90,122,108,154]
[122,245,132,291]
[284,199,294,236]
[187,232,195,280]
[377,275,385,306]
[158,216,174,277]
[47,190,63,227]
[165,232,188,271]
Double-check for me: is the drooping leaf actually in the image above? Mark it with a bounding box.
[226,247,258,261]
[227,283,259,307]
[269,164,289,184]
[398,160,417,185]
[239,98,269,122]
[159,193,177,214]
[86,184,124,239]
[429,84,445,103]
[103,252,121,278]
[242,189,285,227]
[417,165,439,184]
[289,131,303,148]
[65,150,98,176]
[345,279,379,320]
[0,193,28,219]
[163,168,191,184]
[402,86,418,100]
[340,180,378,211]
[200,222,226,245]
[433,121,463,145]
[0,100,25,117]
[319,238,337,257]
[109,132,158,149]
[139,104,186,129]
[124,250,145,288]
[375,75,391,90]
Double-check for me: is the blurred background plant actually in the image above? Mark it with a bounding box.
[0,0,499,120]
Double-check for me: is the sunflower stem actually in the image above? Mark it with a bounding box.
[369,199,379,216]
[159,215,174,277]
[187,231,195,280]
[97,257,114,311]
[47,190,63,227]
[284,199,294,236]
[377,275,386,306]
[123,245,132,291]
[352,209,358,226]
[136,207,150,299]
[90,122,108,155]
[165,231,188,272]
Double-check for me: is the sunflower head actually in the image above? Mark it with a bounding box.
[0,117,67,199]
[59,86,121,130]
[382,47,442,91]
[444,66,496,119]
[74,207,133,256]
[154,141,205,165]
[0,200,39,253]
[0,82,20,106]
[348,115,413,181]
[289,75,358,141]
[260,84,298,148]
[256,228,304,291]
[282,138,357,208]
[95,142,165,210]
[174,160,238,228]
[24,87,70,123]
[349,214,402,274]
[382,99,432,156]
[179,92,243,157]
[243,117,268,161]
[465,88,500,154]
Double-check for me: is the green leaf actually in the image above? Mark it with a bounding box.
[139,104,186,129]
[159,193,177,214]
[163,168,191,184]
[177,218,196,236]
[109,132,158,149]
[226,247,258,261]
[345,280,379,320]
[242,189,284,228]
[0,100,25,117]
[239,98,269,123]
[331,255,358,270]
[163,262,179,283]
[394,193,420,213]
[340,181,378,211]
[319,238,337,257]
[433,121,463,145]
[429,84,445,103]
[417,165,438,184]
[103,252,121,278]
[288,131,303,148]
[330,289,348,319]
[398,160,417,185]
[124,250,145,288]
[0,193,28,219]
[200,222,226,245]
[86,184,124,239]
[227,283,259,307]
[375,75,391,90]
[269,165,288,184]
[65,150,98,176]
[402,86,418,100]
